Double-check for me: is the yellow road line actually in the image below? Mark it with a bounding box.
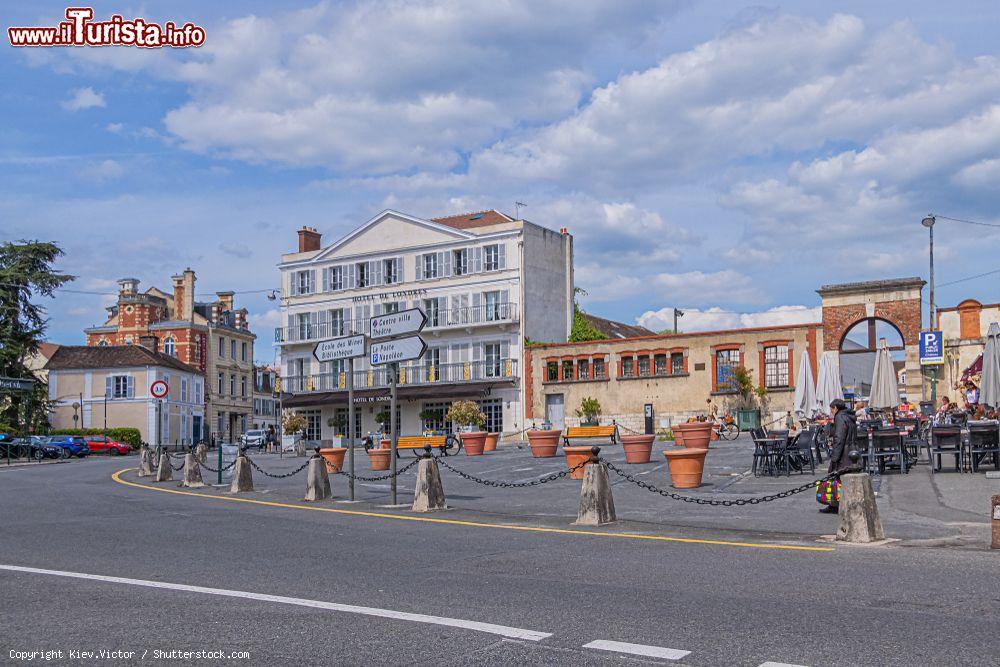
[111,468,834,553]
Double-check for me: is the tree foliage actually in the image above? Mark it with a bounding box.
[0,241,73,428]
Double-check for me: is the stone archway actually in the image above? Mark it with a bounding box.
[818,277,926,401]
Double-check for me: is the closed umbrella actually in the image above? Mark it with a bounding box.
[815,351,844,412]
[793,351,818,417]
[869,338,900,410]
[979,322,1000,408]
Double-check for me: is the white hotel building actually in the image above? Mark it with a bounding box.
[277,209,573,445]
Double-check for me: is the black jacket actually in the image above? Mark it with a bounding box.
[829,408,860,474]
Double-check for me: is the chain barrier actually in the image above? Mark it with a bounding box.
[336,457,420,482]
[169,459,185,471]
[245,455,312,479]
[602,459,836,506]
[435,456,588,488]
[166,451,187,460]
[616,422,642,435]
[198,457,236,474]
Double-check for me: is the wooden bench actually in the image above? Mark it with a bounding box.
[392,435,459,456]
[563,424,619,446]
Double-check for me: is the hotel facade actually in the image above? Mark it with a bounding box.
[277,209,573,445]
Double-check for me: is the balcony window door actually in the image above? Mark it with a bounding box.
[356,261,370,288]
[329,308,345,337]
[424,298,441,327]
[295,313,310,341]
[484,342,502,378]
[383,258,399,285]
[425,347,442,382]
[453,249,468,276]
[484,290,507,321]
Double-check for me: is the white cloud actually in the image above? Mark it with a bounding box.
[105,122,124,134]
[249,308,280,330]
[578,265,763,304]
[219,241,252,258]
[638,305,822,332]
[61,87,105,111]
[79,159,124,182]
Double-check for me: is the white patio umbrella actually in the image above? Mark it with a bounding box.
[979,322,1000,408]
[793,351,819,417]
[869,338,900,410]
[815,351,844,412]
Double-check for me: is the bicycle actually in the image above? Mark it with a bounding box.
[713,415,739,440]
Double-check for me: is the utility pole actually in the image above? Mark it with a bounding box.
[389,362,398,505]
[347,356,355,501]
[922,214,937,402]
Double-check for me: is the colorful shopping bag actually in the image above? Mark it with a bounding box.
[815,478,840,506]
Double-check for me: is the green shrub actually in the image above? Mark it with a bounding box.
[0,423,20,435]
[49,428,142,449]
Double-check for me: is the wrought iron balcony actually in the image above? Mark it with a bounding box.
[282,359,518,394]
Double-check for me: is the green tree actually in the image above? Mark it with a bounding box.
[0,241,74,430]
[568,288,609,343]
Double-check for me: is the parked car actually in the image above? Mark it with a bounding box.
[1,437,62,461]
[239,429,268,451]
[83,435,132,455]
[44,435,91,458]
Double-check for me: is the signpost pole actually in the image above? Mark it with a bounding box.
[390,363,398,506]
[347,356,355,501]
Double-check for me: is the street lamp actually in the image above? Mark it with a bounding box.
[922,214,937,402]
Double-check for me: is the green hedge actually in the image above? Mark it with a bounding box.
[49,428,142,449]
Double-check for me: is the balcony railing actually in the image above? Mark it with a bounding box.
[275,303,519,343]
[282,359,518,394]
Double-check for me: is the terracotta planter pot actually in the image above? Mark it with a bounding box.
[367,448,391,471]
[484,432,500,452]
[319,447,347,473]
[673,422,713,449]
[672,428,685,447]
[563,445,594,480]
[462,431,489,456]
[380,438,391,449]
[526,429,561,458]
[663,448,708,489]
[620,434,655,463]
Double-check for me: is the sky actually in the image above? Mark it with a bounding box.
[3,1,1000,363]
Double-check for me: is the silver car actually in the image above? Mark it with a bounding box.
[239,429,268,450]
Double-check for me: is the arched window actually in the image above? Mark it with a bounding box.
[839,318,905,400]
[97,339,108,347]
[163,337,176,357]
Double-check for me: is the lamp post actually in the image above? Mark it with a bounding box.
[673,308,685,333]
[922,214,937,402]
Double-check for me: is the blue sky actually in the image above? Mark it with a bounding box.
[3,1,1000,362]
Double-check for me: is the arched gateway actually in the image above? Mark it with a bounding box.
[818,277,927,402]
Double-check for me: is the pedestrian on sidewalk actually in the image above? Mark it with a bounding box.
[822,399,859,514]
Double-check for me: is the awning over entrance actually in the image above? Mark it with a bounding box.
[281,381,514,408]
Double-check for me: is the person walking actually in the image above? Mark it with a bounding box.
[822,399,859,514]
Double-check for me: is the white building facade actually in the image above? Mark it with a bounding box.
[276,209,573,445]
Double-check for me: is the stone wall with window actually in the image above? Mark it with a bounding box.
[529,323,822,429]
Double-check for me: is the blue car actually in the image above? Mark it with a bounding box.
[45,435,91,458]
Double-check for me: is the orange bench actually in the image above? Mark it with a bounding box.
[563,425,619,446]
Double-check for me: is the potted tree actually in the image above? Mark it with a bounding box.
[320,415,348,472]
[446,401,488,456]
[280,411,307,456]
[723,366,769,432]
[575,397,601,427]
[374,409,392,449]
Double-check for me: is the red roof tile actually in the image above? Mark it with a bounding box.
[431,210,514,230]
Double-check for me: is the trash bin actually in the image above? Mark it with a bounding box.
[736,409,761,431]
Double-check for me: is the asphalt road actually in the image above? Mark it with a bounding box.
[1,457,998,666]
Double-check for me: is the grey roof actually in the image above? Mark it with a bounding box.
[45,345,201,374]
[83,325,117,334]
[817,277,925,296]
[580,312,655,339]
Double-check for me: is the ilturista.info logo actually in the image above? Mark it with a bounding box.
[8,7,206,48]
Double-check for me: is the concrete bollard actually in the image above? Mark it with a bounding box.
[229,451,254,493]
[575,449,616,526]
[138,446,153,477]
[836,472,885,543]
[195,443,207,464]
[991,495,1000,550]
[304,453,332,501]
[154,451,172,482]
[411,450,446,512]
[181,453,205,488]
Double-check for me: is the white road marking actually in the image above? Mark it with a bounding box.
[0,564,552,642]
[583,640,690,660]
[758,662,810,667]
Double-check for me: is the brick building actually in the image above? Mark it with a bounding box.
[84,270,256,443]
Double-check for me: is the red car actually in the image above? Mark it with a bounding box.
[83,435,132,455]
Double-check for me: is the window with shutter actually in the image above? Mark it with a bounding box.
[441,250,452,277]
[346,264,356,289]
[497,243,506,269]
[471,247,482,273]
[126,375,134,398]
[105,376,112,398]
[415,254,423,280]
[322,268,329,292]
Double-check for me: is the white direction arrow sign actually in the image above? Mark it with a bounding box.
[370,307,427,339]
[370,335,427,365]
[313,334,366,363]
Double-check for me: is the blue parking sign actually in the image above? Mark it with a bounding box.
[919,330,943,365]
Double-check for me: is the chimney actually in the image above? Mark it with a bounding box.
[216,291,235,312]
[171,273,185,319]
[118,278,139,295]
[181,268,195,320]
[138,335,158,353]
[298,226,322,253]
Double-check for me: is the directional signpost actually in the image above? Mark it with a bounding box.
[313,333,367,500]
[0,376,35,392]
[369,308,427,505]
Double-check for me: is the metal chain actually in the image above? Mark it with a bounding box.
[198,458,236,473]
[602,460,836,506]
[169,460,185,471]
[336,458,419,481]
[435,456,588,488]
[245,455,312,479]
[166,451,187,460]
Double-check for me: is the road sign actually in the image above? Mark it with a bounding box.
[313,334,366,363]
[370,335,427,365]
[370,308,426,339]
[0,376,35,392]
[150,379,169,398]
[919,330,944,365]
